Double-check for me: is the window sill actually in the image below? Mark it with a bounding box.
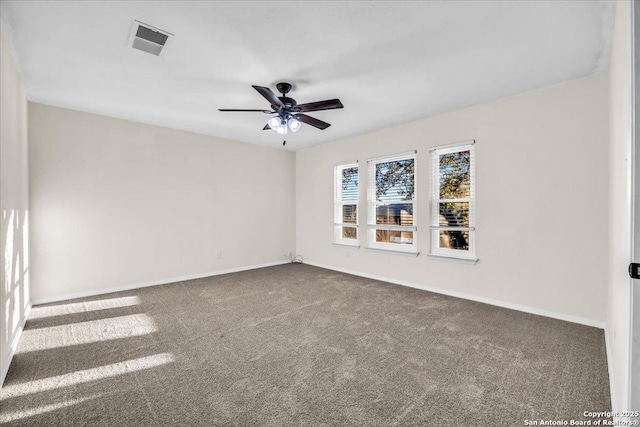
[333,242,360,249]
[427,253,478,265]
[365,247,419,257]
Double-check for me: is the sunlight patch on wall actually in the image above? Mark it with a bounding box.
[10,251,22,337]
[3,209,15,350]
[3,209,14,297]
[29,296,141,320]
[17,313,156,353]
[0,353,174,400]
[3,208,30,339]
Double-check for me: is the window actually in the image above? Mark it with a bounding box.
[367,152,417,253]
[430,141,476,260]
[334,162,359,245]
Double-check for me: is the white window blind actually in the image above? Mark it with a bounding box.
[367,151,417,253]
[430,141,476,259]
[334,162,359,245]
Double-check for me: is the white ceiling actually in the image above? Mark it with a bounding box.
[1,1,614,150]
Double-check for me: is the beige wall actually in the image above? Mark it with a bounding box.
[28,103,296,302]
[608,0,633,412]
[296,74,609,324]
[0,28,30,385]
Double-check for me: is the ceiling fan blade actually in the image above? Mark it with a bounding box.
[252,85,284,108]
[297,99,343,113]
[296,114,331,130]
[263,124,270,130]
[218,109,274,113]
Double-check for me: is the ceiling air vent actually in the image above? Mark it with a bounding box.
[130,21,172,56]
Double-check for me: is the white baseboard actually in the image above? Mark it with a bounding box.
[31,260,291,306]
[303,261,606,329]
[1,302,31,387]
[605,325,618,413]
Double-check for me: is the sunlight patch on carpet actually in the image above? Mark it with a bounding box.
[29,296,140,319]
[1,353,174,400]
[17,313,156,353]
[0,396,99,423]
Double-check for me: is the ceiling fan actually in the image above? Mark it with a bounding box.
[219,82,343,145]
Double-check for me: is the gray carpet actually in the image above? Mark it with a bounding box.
[0,264,611,426]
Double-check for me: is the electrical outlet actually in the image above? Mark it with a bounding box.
[216,251,222,259]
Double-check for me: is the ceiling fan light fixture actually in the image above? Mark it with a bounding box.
[275,125,287,135]
[288,117,301,133]
[268,116,283,130]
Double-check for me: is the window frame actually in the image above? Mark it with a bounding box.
[334,161,360,246]
[367,151,418,254]
[429,141,476,261]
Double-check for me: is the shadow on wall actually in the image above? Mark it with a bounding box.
[2,208,30,363]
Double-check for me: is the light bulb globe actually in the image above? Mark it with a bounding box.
[268,117,282,130]
[288,118,301,133]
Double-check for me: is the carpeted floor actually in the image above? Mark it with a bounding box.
[1,264,611,426]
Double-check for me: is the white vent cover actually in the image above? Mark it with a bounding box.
[129,21,173,56]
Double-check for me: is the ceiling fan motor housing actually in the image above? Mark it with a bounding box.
[278,97,297,110]
[275,83,296,111]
